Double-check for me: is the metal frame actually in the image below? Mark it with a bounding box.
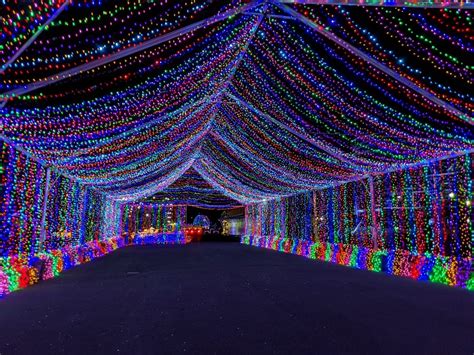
[273,1,473,125]
[220,4,268,93]
[0,0,70,76]
[278,0,474,7]
[39,168,52,252]
[0,1,261,105]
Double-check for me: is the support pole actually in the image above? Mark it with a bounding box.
[39,167,52,252]
[278,0,473,8]
[368,175,379,249]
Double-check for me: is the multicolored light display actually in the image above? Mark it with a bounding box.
[1,140,105,257]
[243,153,473,289]
[1,1,473,296]
[0,236,126,298]
[120,203,187,241]
[141,167,242,209]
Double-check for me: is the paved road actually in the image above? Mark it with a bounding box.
[0,243,473,355]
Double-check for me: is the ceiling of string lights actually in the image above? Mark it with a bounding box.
[1,0,473,207]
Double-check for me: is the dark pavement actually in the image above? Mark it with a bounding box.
[0,243,472,355]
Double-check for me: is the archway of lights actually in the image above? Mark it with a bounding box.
[1,0,473,296]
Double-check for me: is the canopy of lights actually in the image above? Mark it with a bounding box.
[1,0,473,295]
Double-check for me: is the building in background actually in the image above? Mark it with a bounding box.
[220,208,245,236]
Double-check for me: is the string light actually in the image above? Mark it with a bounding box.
[243,153,473,289]
[1,2,472,297]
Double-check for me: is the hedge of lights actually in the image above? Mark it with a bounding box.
[0,236,127,298]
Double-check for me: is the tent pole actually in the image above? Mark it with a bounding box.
[273,1,472,125]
